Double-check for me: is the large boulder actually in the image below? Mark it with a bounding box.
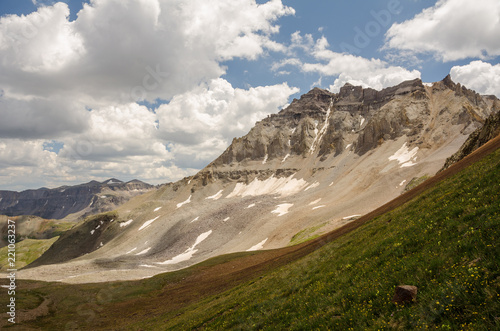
[392,285,418,304]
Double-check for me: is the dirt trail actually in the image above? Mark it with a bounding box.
[17,297,52,323]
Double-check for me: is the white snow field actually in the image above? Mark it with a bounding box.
[226,175,308,198]
[389,142,419,168]
[246,238,268,251]
[271,203,293,217]
[206,190,224,200]
[138,216,160,231]
[120,219,134,227]
[158,230,213,265]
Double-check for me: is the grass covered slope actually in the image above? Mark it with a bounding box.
[0,237,59,271]
[152,146,500,329]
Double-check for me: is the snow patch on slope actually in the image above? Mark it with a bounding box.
[176,195,192,208]
[226,175,308,198]
[389,143,419,168]
[135,247,151,255]
[206,190,223,200]
[309,198,322,205]
[126,247,137,254]
[157,230,213,265]
[120,219,133,227]
[343,214,361,220]
[310,100,332,153]
[138,216,160,231]
[271,203,293,217]
[304,182,320,191]
[247,238,268,251]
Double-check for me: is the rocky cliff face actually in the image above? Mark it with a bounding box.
[0,179,154,220]
[209,77,496,174]
[441,109,500,170]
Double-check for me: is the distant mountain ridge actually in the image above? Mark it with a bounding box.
[0,178,154,220]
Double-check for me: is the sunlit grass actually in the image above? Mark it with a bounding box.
[288,222,327,246]
[0,237,59,271]
[404,174,430,192]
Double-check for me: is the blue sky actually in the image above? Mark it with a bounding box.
[0,0,499,190]
[224,0,499,93]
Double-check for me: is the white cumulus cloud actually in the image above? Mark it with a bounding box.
[156,78,299,168]
[0,0,297,190]
[450,61,500,97]
[276,34,421,92]
[385,0,500,62]
[0,0,294,105]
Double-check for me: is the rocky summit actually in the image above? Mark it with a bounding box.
[11,77,499,283]
[211,77,495,166]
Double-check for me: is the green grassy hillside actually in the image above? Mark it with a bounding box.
[0,237,59,271]
[147,146,500,330]
[2,143,499,330]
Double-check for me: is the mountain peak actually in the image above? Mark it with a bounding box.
[211,77,497,168]
[307,86,332,94]
[437,74,490,108]
[338,83,364,101]
[103,178,123,185]
[280,87,333,116]
[440,74,459,92]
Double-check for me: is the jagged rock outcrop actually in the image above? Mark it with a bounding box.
[211,77,497,167]
[189,169,299,192]
[441,110,500,170]
[441,74,490,108]
[0,179,154,220]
